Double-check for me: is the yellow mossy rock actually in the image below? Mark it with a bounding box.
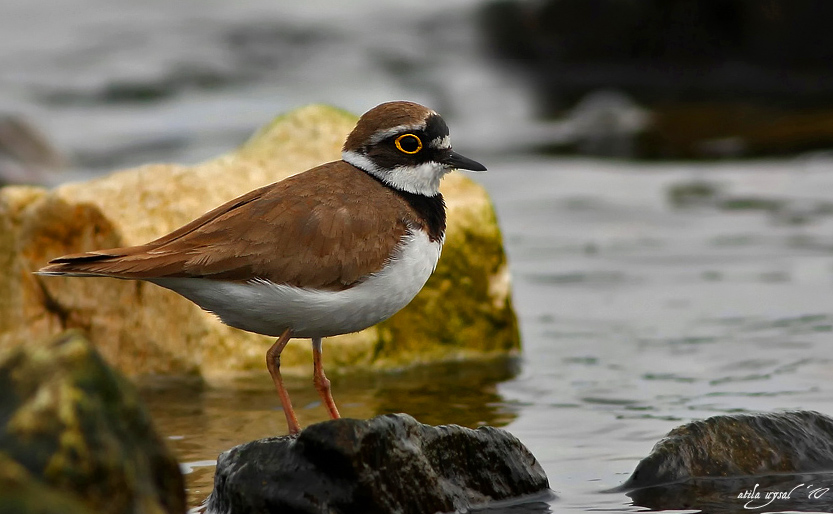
[0,105,519,380]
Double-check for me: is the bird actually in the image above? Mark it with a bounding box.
[36,101,486,435]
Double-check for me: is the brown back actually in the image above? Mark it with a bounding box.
[42,162,423,291]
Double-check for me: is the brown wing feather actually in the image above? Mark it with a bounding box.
[39,162,411,291]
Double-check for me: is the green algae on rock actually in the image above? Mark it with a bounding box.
[0,331,186,514]
[0,104,519,379]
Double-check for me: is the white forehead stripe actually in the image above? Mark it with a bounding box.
[369,123,427,145]
[430,135,451,150]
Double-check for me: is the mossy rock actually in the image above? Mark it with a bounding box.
[0,331,186,514]
[0,453,93,514]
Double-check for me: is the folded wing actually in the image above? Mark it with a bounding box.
[37,163,408,291]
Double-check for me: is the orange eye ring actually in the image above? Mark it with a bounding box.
[394,133,423,154]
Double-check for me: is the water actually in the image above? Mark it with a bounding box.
[137,156,833,512]
[473,157,833,512]
[5,1,833,512]
[139,358,520,505]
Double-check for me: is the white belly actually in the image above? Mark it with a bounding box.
[151,230,442,338]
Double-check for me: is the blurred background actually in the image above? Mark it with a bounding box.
[3,0,831,185]
[4,1,833,512]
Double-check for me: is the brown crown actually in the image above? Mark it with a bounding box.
[342,101,435,152]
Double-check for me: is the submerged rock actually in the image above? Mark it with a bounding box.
[0,331,186,514]
[0,104,519,379]
[206,413,549,514]
[621,411,833,513]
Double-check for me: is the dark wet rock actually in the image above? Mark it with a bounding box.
[622,411,833,489]
[206,413,549,514]
[480,1,833,157]
[482,0,833,106]
[0,331,186,514]
[620,411,833,512]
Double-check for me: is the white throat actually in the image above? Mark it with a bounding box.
[342,150,450,196]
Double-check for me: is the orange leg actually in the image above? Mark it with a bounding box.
[312,337,340,419]
[266,328,301,435]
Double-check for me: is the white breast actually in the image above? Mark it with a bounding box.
[151,229,443,338]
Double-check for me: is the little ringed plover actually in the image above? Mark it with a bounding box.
[37,100,487,435]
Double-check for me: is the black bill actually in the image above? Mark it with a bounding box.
[443,150,487,172]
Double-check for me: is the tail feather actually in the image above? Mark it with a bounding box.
[49,251,119,264]
[36,250,129,277]
[36,243,176,277]
[36,242,204,279]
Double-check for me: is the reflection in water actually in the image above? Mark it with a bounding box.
[471,491,555,513]
[354,357,521,428]
[626,473,833,513]
[138,357,520,508]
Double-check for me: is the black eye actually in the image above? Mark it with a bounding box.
[394,133,423,154]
